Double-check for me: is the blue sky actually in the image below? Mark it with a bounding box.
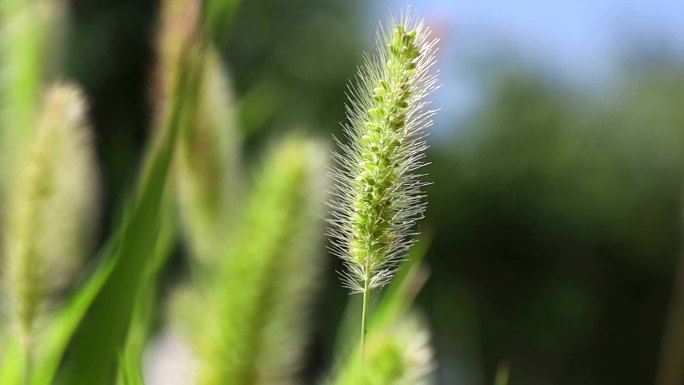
[367,0,684,132]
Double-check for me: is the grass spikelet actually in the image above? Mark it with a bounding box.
[195,136,327,385]
[3,82,97,367]
[331,313,436,385]
[361,314,435,385]
[327,10,438,354]
[176,47,242,266]
[156,0,242,266]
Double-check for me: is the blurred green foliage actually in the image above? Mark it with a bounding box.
[426,65,684,384]
[2,0,684,384]
[2,0,437,384]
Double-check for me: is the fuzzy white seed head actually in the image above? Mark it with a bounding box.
[3,83,98,339]
[328,12,439,294]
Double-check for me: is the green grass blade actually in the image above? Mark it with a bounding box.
[57,45,202,385]
[32,251,118,385]
[371,234,432,329]
[0,340,22,385]
[0,239,117,385]
[116,351,145,385]
[116,201,175,384]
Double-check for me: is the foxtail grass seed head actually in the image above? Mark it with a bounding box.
[331,313,436,385]
[360,314,435,385]
[176,47,242,266]
[328,13,439,294]
[3,83,98,339]
[196,136,328,385]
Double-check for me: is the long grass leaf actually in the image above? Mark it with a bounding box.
[116,200,174,384]
[58,42,203,385]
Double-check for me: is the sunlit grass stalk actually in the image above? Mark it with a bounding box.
[3,83,97,384]
[328,11,438,359]
[116,200,174,385]
[195,136,327,385]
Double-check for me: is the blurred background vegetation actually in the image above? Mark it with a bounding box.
[59,0,684,384]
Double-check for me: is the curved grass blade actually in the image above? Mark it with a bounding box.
[0,239,117,385]
[57,41,203,385]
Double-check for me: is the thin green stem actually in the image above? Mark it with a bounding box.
[360,267,371,378]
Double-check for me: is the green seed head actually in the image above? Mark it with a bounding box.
[4,83,98,338]
[329,12,439,294]
[175,47,242,267]
[361,316,435,385]
[195,136,328,385]
[330,312,436,385]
